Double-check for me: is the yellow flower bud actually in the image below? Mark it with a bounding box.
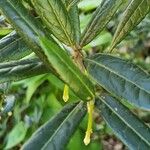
[63,84,69,102]
[84,100,94,145]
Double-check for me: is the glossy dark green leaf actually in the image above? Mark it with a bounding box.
[96,94,150,150]
[0,31,32,62]
[32,0,75,46]
[0,0,95,101]
[110,0,150,50]
[22,101,86,150]
[39,37,95,101]
[80,0,124,46]
[0,58,49,83]
[0,0,55,70]
[86,53,150,109]
[0,31,17,49]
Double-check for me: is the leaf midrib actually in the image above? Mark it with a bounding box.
[47,0,73,46]
[87,58,150,95]
[44,42,94,99]
[6,0,41,38]
[113,0,146,44]
[42,102,83,149]
[81,0,123,45]
[99,97,150,146]
[1,37,22,52]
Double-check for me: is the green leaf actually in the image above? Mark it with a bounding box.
[0,0,55,69]
[22,101,86,150]
[5,121,27,150]
[0,58,49,83]
[23,0,33,7]
[85,53,150,109]
[0,0,95,101]
[0,15,12,35]
[67,129,102,150]
[67,130,83,150]
[69,5,81,45]
[96,94,150,150]
[80,0,124,46]
[0,27,12,36]
[110,0,150,50]
[0,31,32,62]
[32,0,75,46]
[66,0,80,10]
[25,75,47,103]
[84,31,112,50]
[39,37,95,101]
[64,0,81,45]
